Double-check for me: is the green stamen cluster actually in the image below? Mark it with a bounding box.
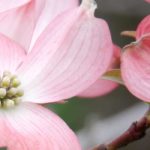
[0,71,24,109]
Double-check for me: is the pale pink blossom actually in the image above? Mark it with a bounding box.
[0,103,81,149]
[78,45,121,98]
[121,15,150,102]
[0,0,30,12]
[0,0,113,149]
[0,0,78,50]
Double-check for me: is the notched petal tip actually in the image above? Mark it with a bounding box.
[123,35,150,53]
[80,0,97,15]
[121,35,150,102]
[123,42,137,52]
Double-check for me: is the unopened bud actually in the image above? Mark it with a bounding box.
[7,88,17,97]
[16,89,24,97]
[3,99,15,108]
[11,78,21,87]
[14,98,21,105]
[0,88,6,98]
[1,76,11,88]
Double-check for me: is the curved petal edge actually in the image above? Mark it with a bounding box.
[121,36,150,102]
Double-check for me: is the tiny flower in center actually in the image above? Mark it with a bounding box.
[0,71,24,109]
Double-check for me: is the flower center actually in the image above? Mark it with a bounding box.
[0,71,24,109]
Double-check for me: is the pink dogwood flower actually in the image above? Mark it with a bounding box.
[0,0,78,50]
[78,45,121,98]
[121,15,150,102]
[0,0,114,149]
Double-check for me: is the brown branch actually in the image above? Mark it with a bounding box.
[92,106,150,150]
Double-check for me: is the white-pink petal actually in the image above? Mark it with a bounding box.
[121,36,150,102]
[78,79,118,98]
[0,0,31,12]
[0,117,7,147]
[18,7,113,103]
[78,45,120,98]
[0,1,45,50]
[136,15,150,39]
[0,33,26,74]
[1,103,81,150]
[30,0,79,49]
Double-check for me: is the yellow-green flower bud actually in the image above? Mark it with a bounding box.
[0,88,6,98]
[11,78,21,87]
[14,98,21,105]
[3,99,15,108]
[7,88,17,97]
[1,76,11,88]
[16,89,24,97]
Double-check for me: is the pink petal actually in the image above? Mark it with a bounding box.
[109,45,121,68]
[121,36,150,102]
[2,103,81,150]
[0,1,45,50]
[17,5,113,103]
[77,79,118,98]
[0,33,26,74]
[78,45,120,98]
[136,15,150,39]
[145,0,150,2]
[0,116,7,147]
[30,0,79,48]
[0,0,30,12]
